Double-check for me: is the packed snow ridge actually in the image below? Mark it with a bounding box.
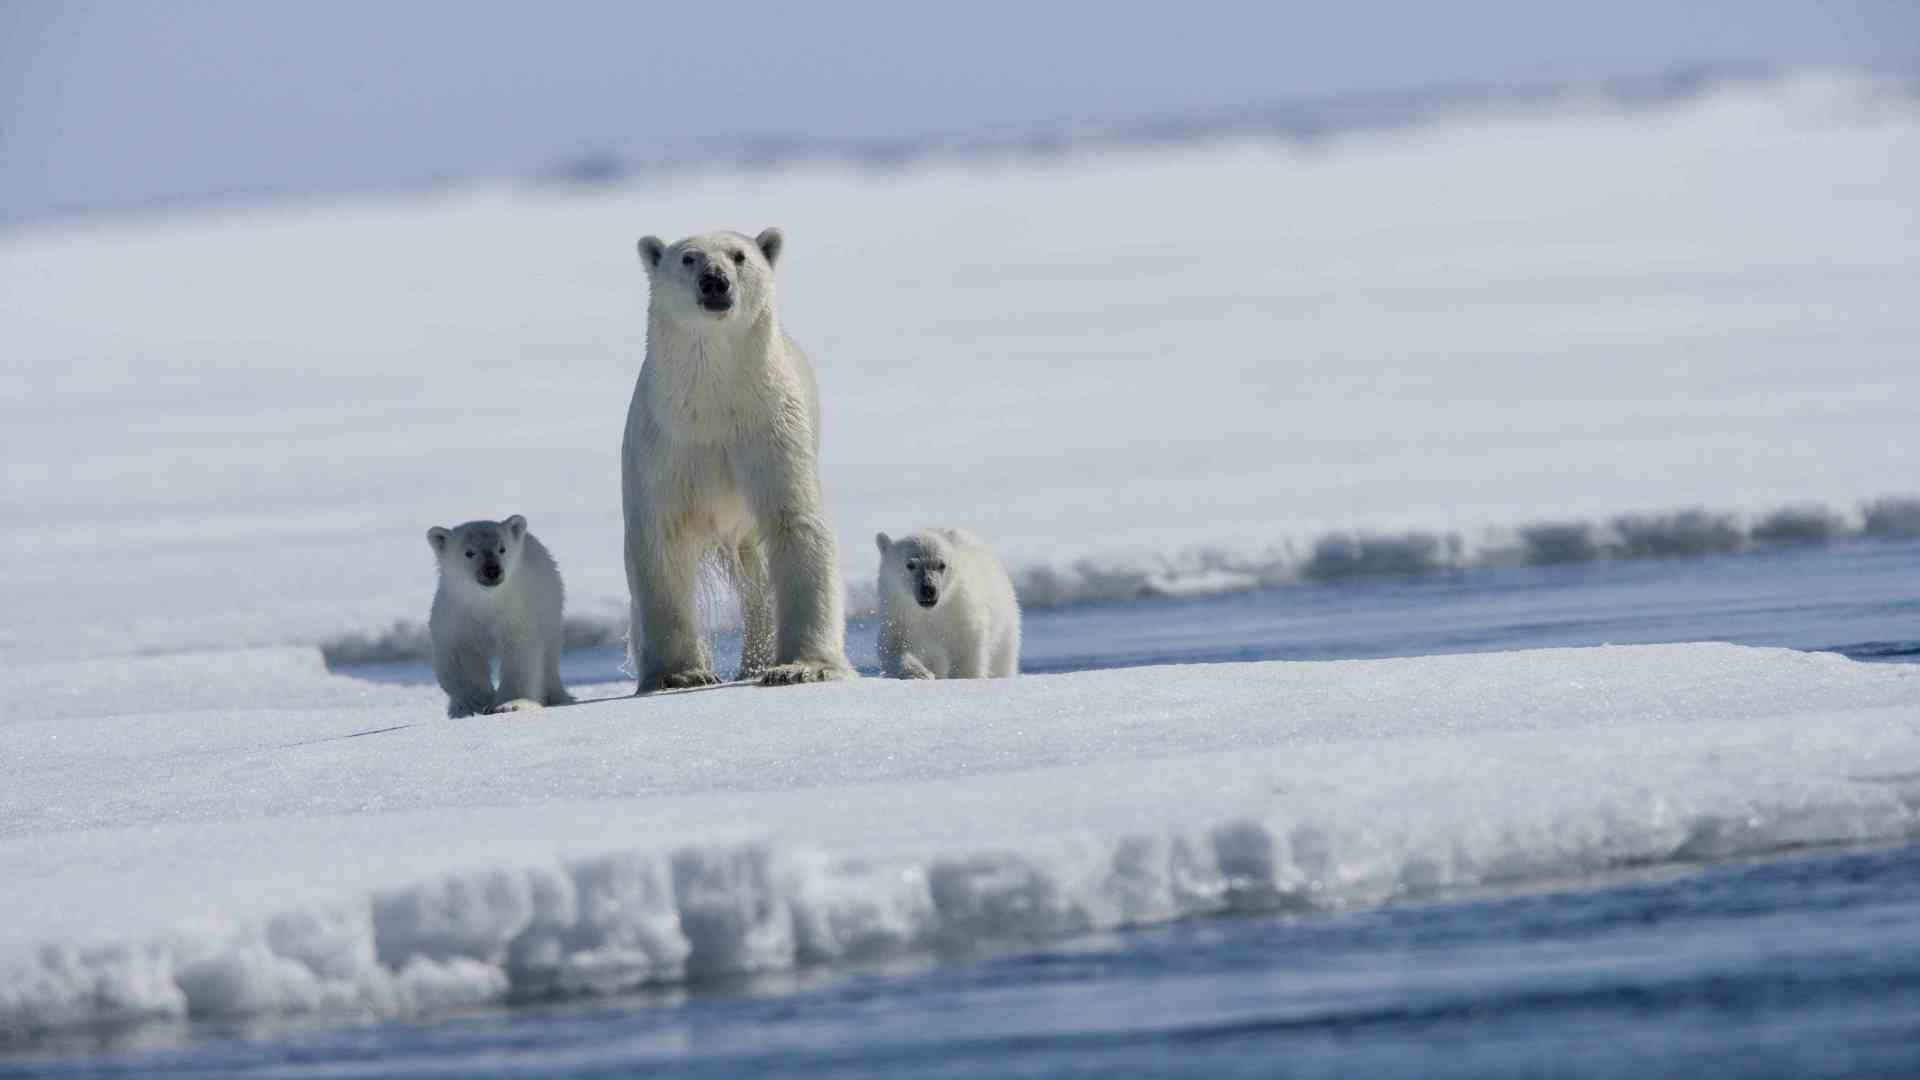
[1014,495,1920,606]
[4,644,1919,1041]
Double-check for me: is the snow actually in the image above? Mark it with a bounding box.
[4,643,1920,1037]
[3,71,1917,663]
[3,72,1920,1040]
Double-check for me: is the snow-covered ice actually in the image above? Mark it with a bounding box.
[2,71,1916,662]
[2,71,1919,1040]
[4,644,1919,1037]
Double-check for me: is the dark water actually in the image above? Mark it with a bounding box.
[1010,538,1920,675]
[341,537,1919,689]
[12,541,1920,1077]
[14,846,1920,1078]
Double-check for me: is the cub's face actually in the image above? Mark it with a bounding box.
[427,515,528,590]
[876,532,953,611]
[637,228,783,326]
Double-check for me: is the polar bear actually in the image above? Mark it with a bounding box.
[623,227,854,692]
[426,515,573,717]
[874,529,1021,679]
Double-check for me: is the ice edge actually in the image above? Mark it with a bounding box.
[8,778,1919,1044]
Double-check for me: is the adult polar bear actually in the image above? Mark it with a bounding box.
[622,227,855,691]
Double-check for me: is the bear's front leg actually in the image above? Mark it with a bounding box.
[963,640,996,680]
[759,507,855,685]
[434,633,497,718]
[625,518,720,693]
[495,626,550,713]
[742,448,854,687]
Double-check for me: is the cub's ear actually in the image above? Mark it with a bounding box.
[874,531,891,554]
[638,236,666,271]
[504,514,528,540]
[755,227,784,269]
[427,526,451,553]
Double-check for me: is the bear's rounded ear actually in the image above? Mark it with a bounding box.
[638,236,666,271]
[874,531,891,554]
[755,227,783,269]
[427,526,450,553]
[504,515,527,540]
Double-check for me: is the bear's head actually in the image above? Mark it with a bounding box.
[875,531,953,611]
[636,228,783,327]
[427,515,530,592]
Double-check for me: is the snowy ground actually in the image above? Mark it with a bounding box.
[2,71,1916,663]
[3,71,1919,1041]
[4,644,1919,1037]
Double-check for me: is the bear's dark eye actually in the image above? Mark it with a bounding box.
[497,546,505,554]
[731,250,746,265]
[680,253,695,267]
[935,562,947,572]
[905,560,918,571]
[465,550,475,559]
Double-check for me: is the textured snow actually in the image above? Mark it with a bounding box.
[3,73,1919,1040]
[2,72,1917,663]
[4,644,1920,1038]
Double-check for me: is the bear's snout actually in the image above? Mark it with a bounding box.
[698,269,732,311]
[478,561,505,587]
[916,584,939,608]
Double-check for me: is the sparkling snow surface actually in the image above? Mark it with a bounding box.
[2,74,1919,1039]
[3,645,1919,1036]
[2,74,1917,662]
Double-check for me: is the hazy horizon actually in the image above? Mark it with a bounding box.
[2,1,1916,224]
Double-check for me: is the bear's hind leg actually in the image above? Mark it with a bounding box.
[991,630,1021,678]
[628,524,720,692]
[889,652,937,680]
[542,635,574,706]
[727,538,776,682]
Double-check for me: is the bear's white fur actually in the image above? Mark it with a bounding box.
[874,528,1021,679]
[623,227,854,691]
[426,515,572,717]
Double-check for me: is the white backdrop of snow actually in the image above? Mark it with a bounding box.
[1,72,1916,663]
[2,73,1920,1038]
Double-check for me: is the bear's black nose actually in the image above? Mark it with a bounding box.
[698,271,730,298]
[917,586,938,607]
[479,564,504,585]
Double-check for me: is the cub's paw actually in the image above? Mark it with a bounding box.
[759,661,856,687]
[487,698,543,714]
[640,669,723,694]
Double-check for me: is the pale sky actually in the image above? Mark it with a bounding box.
[2,0,1914,223]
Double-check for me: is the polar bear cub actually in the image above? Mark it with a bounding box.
[426,515,573,717]
[875,529,1021,679]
